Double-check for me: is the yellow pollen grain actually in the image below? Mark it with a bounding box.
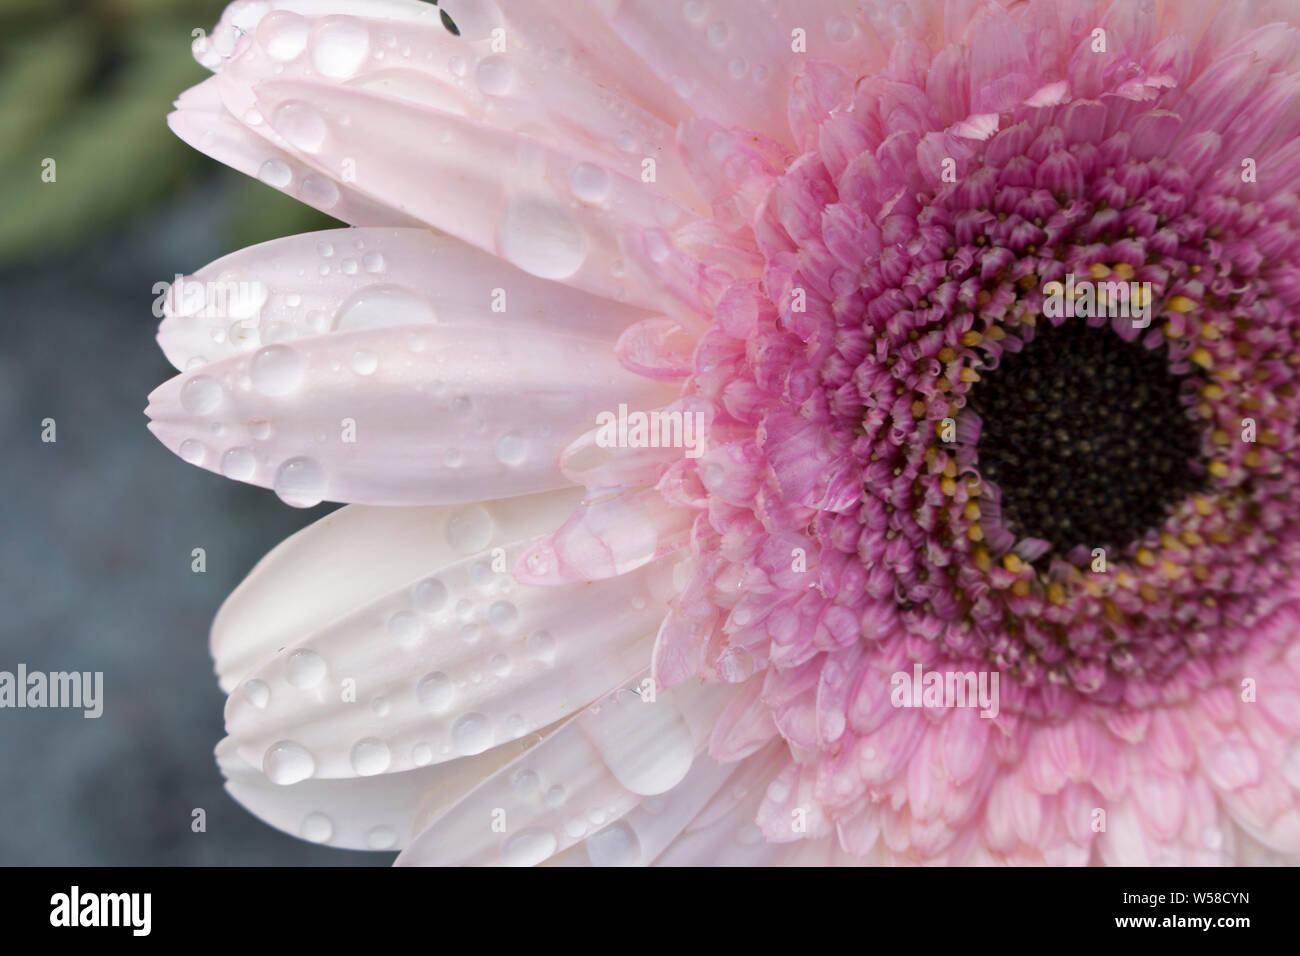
[940,477,957,496]
[1181,529,1203,546]
[1197,402,1213,419]
[1161,560,1183,579]
[967,524,984,542]
[1160,533,1186,554]
[943,459,956,479]
[1194,496,1214,516]
[1202,383,1224,401]
[1163,321,1183,339]
[973,545,991,572]
[1104,599,1124,623]
[1168,295,1197,313]
[1089,263,1110,280]
[1114,262,1136,280]
[1047,582,1066,605]
[1193,564,1210,580]
[1190,347,1214,369]
[1002,553,1024,573]
[1139,583,1159,603]
[1212,429,1230,445]
[1244,449,1263,468]
[1012,579,1031,597]
[1136,548,1156,566]
[939,346,956,363]
[912,400,926,418]
[964,501,981,521]
[1260,430,1280,446]
[1208,460,1230,478]
[961,331,983,347]
[960,367,981,383]
[986,325,1006,342]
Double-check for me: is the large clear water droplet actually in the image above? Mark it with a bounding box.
[264,740,315,785]
[497,197,587,280]
[274,457,325,507]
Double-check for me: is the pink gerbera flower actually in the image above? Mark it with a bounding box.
[147,0,1300,865]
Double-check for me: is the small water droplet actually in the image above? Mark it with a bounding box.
[180,376,224,415]
[221,446,257,480]
[387,610,423,647]
[494,432,527,466]
[264,740,315,784]
[415,671,454,712]
[179,439,207,465]
[349,349,379,375]
[450,712,493,755]
[287,648,326,688]
[244,679,270,709]
[258,158,292,188]
[568,163,611,203]
[412,577,448,612]
[526,630,556,663]
[497,198,587,280]
[274,457,326,507]
[273,101,328,153]
[445,505,494,554]
[366,825,397,849]
[260,11,309,61]
[300,811,333,842]
[334,285,436,330]
[502,827,557,866]
[301,175,340,209]
[350,737,391,776]
[311,15,370,78]
[250,344,306,396]
[586,820,641,866]
[475,55,516,96]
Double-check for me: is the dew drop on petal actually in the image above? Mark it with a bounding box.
[366,826,397,849]
[412,576,448,612]
[502,827,557,866]
[569,163,611,203]
[445,504,493,554]
[179,439,207,464]
[497,197,587,280]
[586,820,641,866]
[220,446,257,480]
[494,432,526,466]
[475,55,516,96]
[525,630,556,663]
[310,16,370,78]
[260,11,309,61]
[350,737,391,776]
[300,811,333,843]
[334,285,436,330]
[387,610,423,647]
[301,175,340,209]
[264,740,315,785]
[287,648,326,688]
[243,679,270,709]
[180,376,223,415]
[349,349,379,376]
[579,690,694,795]
[257,158,292,188]
[415,671,454,712]
[450,712,493,755]
[273,457,325,507]
[250,344,305,396]
[274,101,328,153]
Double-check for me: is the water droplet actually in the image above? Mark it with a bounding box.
[412,743,433,766]
[311,15,370,78]
[361,251,385,273]
[350,737,391,776]
[412,577,448,612]
[371,696,390,717]
[179,439,207,465]
[502,827,557,866]
[258,158,292,188]
[489,653,510,676]
[259,11,309,61]
[526,630,556,663]
[244,679,270,709]
[249,419,273,440]
[487,600,517,633]
[443,447,463,468]
[287,648,326,688]
[445,504,493,554]
[586,820,641,866]
[387,610,423,647]
[544,784,566,807]
[450,712,493,755]
[180,376,223,415]
[264,740,315,784]
[300,811,333,842]
[366,825,397,849]
[349,349,379,375]
[334,285,436,330]
[511,769,540,798]
[707,21,729,45]
[250,344,305,396]
[497,198,587,280]
[221,446,257,480]
[475,55,516,96]
[317,241,334,258]
[274,101,328,153]
[301,175,340,209]
[415,672,454,712]
[274,457,326,508]
[579,690,694,795]
[495,433,532,467]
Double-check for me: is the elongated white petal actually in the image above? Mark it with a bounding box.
[212,491,582,691]
[395,676,733,865]
[225,550,676,780]
[156,227,656,372]
[146,325,677,505]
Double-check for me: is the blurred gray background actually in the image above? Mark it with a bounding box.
[0,0,391,864]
